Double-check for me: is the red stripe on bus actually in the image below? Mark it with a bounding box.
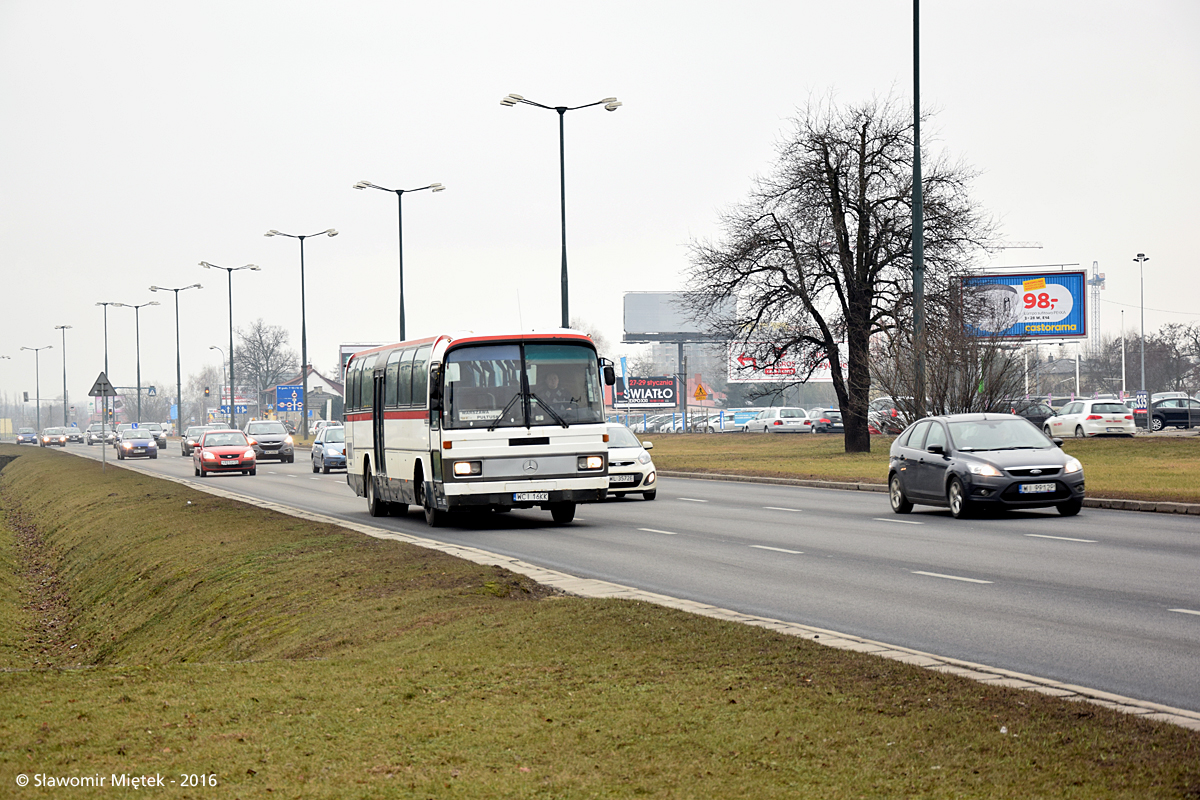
[345,410,428,422]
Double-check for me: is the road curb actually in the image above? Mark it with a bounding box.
[658,470,1200,515]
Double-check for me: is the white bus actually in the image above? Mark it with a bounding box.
[344,330,617,526]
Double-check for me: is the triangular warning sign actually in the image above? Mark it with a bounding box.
[89,372,117,397]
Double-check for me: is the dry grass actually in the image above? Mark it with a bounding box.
[0,445,1198,798]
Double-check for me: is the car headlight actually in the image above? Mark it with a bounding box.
[1064,456,1083,475]
[122,442,132,449]
[453,460,481,476]
[968,462,1003,477]
[285,435,294,444]
[577,454,605,471]
[244,449,256,459]
[203,450,217,460]
[637,452,652,465]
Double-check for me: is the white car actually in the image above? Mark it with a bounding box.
[741,407,809,433]
[605,424,657,500]
[1044,399,1136,439]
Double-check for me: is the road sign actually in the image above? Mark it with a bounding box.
[693,384,708,402]
[88,372,117,397]
[147,386,156,396]
[276,384,303,412]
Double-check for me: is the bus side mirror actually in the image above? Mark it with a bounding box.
[429,362,444,411]
[599,358,616,386]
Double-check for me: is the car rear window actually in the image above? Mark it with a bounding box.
[1092,403,1127,414]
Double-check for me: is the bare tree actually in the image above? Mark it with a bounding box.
[688,94,993,451]
[570,317,613,357]
[233,319,297,407]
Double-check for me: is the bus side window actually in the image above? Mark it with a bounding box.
[384,350,402,407]
[411,346,431,408]
[398,349,415,406]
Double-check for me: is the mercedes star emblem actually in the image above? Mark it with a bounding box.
[522,459,538,474]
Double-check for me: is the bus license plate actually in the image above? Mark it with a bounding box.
[1019,483,1056,494]
[513,492,549,502]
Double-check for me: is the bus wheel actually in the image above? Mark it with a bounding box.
[550,502,576,524]
[417,477,446,527]
[366,464,389,517]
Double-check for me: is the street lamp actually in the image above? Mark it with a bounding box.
[118,301,160,423]
[20,345,53,432]
[96,301,125,428]
[209,346,228,426]
[265,228,338,434]
[199,262,260,430]
[500,92,621,328]
[353,180,443,340]
[1133,253,1149,395]
[54,325,72,426]
[150,283,202,434]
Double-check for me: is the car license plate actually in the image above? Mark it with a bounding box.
[609,474,637,484]
[222,459,237,465]
[1019,483,1056,494]
[1106,427,1123,432]
[513,492,549,501]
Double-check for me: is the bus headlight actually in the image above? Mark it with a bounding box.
[453,460,481,476]
[578,455,605,471]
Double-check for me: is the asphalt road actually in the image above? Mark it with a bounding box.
[61,441,1200,714]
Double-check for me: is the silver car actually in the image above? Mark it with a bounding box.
[244,420,295,463]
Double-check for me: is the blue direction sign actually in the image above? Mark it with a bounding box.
[219,405,248,415]
[276,384,303,412]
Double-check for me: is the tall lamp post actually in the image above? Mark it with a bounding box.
[20,345,53,432]
[353,181,443,340]
[199,262,260,431]
[96,301,125,428]
[265,228,338,435]
[1133,253,1149,395]
[119,301,160,423]
[150,283,202,434]
[500,93,621,328]
[209,346,228,426]
[54,325,72,425]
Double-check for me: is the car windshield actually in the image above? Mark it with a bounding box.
[322,428,345,443]
[246,422,286,435]
[19,428,35,434]
[203,432,248,447]
[186,427,210,438]
[606,426,643,448]
[948,418,1052,451]
[443,342,605,430]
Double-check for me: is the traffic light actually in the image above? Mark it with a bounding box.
[204,386,210,397]
[23,392,29,402]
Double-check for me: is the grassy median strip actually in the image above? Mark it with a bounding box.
[0,445,1197,798]
[645,433,1200,504]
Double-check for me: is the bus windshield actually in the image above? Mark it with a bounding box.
[443,342,605,430]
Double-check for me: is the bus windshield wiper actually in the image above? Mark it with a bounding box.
[529,393,569,428]
[487,391,524,431]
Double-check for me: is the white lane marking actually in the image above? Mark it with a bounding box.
[764,506,804,512]
[1025,534,1097,543]
[912,571,993,584]
[1169,608,1200,617]
[750,545,803,554]
[874,518,923,525]
[678,498,707,503]
[639,528,679,535]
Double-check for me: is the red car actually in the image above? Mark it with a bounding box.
[193,429,257,477]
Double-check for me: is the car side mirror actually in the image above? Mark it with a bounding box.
[927,443,945,455]
[642,441,653,450]
[1053,438,1064,448]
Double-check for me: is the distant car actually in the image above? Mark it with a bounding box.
[1044,399,1135,438]
[310,425,347,473]
[806,407,844,434]
[1151,391,1189,403]
[66,427,83,443]
[112,423,136,448]
[85,423,115,445]
[742,407,809,433]
[16,427,38,445]
[1142,397,1200,431]
[281,419,298,436]
[605,424,657,500]
[39,427,68,447]
[888,413,1085,518]
[244,420,295,462]
[868,396,913,435]
[193,429,256,477]
[996,400,1056,430]
[181,425,216,456]
[140,422,167,449]
[116,427,158,459]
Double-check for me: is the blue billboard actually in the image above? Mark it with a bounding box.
[961,271,1087,340]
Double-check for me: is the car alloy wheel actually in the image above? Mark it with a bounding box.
[890,474,913,514]
[1075,426,1086,439]
[1151,417,1164,432]
[948,477,972,519]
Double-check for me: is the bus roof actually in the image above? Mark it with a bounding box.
[346,330,597,363]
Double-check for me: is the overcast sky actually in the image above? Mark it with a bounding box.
[2,0,1198,415]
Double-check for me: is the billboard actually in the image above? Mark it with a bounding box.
[961,271,1087,339]
[613,376,679,409]
[623,292,732,343]
[726,343,846,384]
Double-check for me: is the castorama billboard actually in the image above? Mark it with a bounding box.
[961,271,1087,340]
